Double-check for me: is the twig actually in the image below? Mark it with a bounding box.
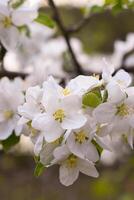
[48,0,86,75]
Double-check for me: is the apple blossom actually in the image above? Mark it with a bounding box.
[32,93,87,142]
[0,77,24,140]
[65,118,99,162]
[0,1,38,50]
[52,145,99,186]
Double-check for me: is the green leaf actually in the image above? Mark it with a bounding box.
[82,88,102,108]
[1,132,20,151]
[35,12,55,28]
[34,162,46,177]
[92,139,103,156]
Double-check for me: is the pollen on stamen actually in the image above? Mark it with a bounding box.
[74,130,88,144]
[65,154,77,168]
[2,17,12,28]
[116,103,130,117]
[62,88,71,96]
[53,109,65,123]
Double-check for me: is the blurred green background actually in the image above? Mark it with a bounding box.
[47,7,134,54]
[0,6,134,200]
[0,153,134,200]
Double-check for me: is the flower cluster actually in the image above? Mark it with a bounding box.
[15,64,134,186]
[0,0,40,50]
[0,0,133,189]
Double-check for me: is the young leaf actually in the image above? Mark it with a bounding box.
[34,162,46,177]
[2,132,20,151]
[35,12,55,28]
[82,88,102,108]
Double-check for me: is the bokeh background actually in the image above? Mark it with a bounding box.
[1,0,134,200]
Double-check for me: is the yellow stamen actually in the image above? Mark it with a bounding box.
[52,136,63,145]
[75,130,88,144]
[116,103,129,117]
[2,17,12,28]
[62,88,71,96]
[53,109,65,123]
[65,154,77,168]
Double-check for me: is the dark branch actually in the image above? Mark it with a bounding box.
[0,70,27,79]
[48,0,86,76]
[0,44,7,71]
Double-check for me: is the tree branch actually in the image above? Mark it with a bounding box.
[48,0,86,76]
[0,70,27,79]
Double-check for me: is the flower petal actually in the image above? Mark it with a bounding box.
[93,103,116,124]
[32,113,64,142]
[12,9,38,26]
[78,159,99,178]
[113,69,132,88]
[0,26,20,51]
[62,114,87,129]
[107,82,126,103]
[59,164,79,186]
[34,134,43,156]
[0,121,14,140]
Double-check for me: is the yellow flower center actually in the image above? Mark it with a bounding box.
[52,136,63,145]
[116,103,129,117]
[53,109,65,123]
[65,154,77,168]
[62,88,71,96]
[2,17,12,28]
[3,110,14,120]
[74,130,88,144]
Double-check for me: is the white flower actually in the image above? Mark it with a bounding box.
[42,75,101,99]
[102,61,131,89]
[32,93,87,142]
[66,75,101,96]
[39,137,63,166]
[52,145,99,186]
[0,2,38,50]
[93,88,134,134]
[0,77,24,140]
[66,118,99,162]
[106,82,126,103]
[18,85,43,125]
